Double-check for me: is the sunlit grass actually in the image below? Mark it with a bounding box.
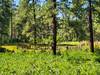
[0,50,100,75]
[59,42,80,45]
[1,45,17,51]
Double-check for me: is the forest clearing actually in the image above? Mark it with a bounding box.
[0,48,100,75]
[0,41,100,75]
[0,0,100,75]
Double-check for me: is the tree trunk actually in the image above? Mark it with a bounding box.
[51,0,57,55]
[10,5,13,43]
[88,0,94,52]
[33,0,37,45]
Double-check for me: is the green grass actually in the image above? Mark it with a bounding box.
[59,41,80,45]
[1,45,18,51]
[0,50,100,75]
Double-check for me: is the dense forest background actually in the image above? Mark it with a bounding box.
[0,0,100,44]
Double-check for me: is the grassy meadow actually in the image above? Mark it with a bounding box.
[0,41,100,75]
[0,49,100,75]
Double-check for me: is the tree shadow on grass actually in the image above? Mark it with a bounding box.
[95,48,100,63]
[0,47,6,52]
[95,48,100,56]
[0,47,14,53]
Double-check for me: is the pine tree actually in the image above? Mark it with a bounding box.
[32,0,37,45]
[0,0,12,43]
[88,0,94,52]
[51,0,57,55]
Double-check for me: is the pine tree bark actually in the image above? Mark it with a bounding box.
[88,0,94,52]
[10,4,13,43]
[51,0,57,55]
[33,0,37,45]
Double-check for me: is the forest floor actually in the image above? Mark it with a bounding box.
[0,49,100,75]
